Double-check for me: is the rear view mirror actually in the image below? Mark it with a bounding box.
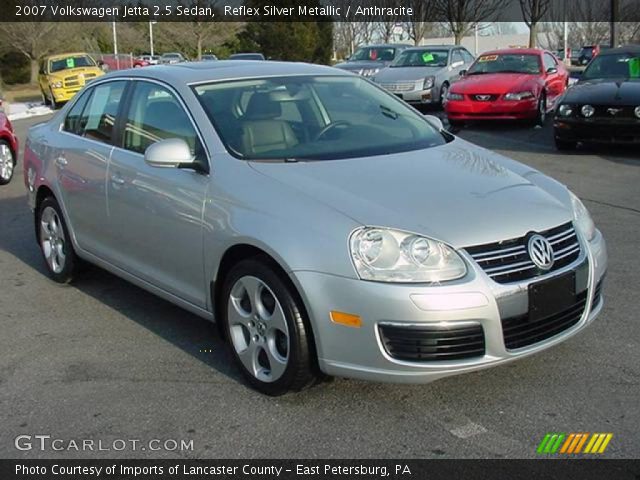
[546,67,558,74]
[144,138,195,168]
[424,115,444,131]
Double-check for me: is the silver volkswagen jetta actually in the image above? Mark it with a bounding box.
[23,61,607,395]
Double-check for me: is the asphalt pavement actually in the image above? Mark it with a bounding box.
[1,113,638,459]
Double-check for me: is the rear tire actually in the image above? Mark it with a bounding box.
[37,196,79,283]
[221,257,317,395]
[0,140,15,185]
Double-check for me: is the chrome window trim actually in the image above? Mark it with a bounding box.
[58,76,211,173]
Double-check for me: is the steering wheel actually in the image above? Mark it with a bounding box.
[314,121,352,141]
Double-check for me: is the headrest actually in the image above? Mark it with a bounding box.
[244,92,282,120]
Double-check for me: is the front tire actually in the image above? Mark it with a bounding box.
[0,141,15,185]
[533,93,547,126]
[37,196,79,283]
[554,136,577,151]
[221,257,317,395]
[439,82,450,107]
[49,89,60,110]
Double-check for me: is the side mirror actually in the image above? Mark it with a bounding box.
[144,138,195,169]
[424,115,444,131]
[459,69,467,76]
[546,67,558,74]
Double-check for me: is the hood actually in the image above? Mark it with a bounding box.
[334,60,389,71]
[452,73,537,94]
[565,78,640,105]
[248,139,572,248]
[374,65,445,82]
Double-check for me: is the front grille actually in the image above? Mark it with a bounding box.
[502,289,587,350]
[465,222,581,284]
[593,105,635,119]
[472,94,498,101]
[379,324,485,362]
[64,73,96,88]
[380,82,416,92]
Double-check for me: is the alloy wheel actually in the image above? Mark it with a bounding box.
[40,206,67,274]
[227,276,290,383]
[0,143,14,182]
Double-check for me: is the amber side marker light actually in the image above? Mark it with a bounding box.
[330,311,362,328]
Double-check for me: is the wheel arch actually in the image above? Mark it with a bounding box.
[211,243,321,374]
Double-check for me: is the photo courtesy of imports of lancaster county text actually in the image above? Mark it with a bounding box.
[3,0,640,22]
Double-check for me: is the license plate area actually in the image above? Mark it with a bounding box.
[528,272,576,322]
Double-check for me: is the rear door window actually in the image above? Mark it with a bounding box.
[81,81,126,144]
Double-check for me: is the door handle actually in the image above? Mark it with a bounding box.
[55,156,68,167]
[111,174,125,186]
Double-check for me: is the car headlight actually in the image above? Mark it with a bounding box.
[634,106,640,118]
[558,104,573,116]
[423,76,435,90]
[504,91,535,101]
[361,68,379,77]
[349,227,467,283]
[51,81,63,89]
[581,104,595,117]
[447,92,464,101]
[570,191,596,241]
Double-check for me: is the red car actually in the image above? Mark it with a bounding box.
[0,110,19,185]
[445,48,569,127]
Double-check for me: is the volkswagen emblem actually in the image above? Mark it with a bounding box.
[527,234,555,270]
[607,107,622,116]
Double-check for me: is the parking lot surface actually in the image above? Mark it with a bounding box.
[1,114,638,459]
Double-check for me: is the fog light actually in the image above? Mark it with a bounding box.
[581,104,595,117]
[558,104,573,116]
[330,311,362,328]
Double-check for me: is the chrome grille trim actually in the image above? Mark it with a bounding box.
[465,222,581,284]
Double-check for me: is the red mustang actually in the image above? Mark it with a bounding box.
[445,48,569,127]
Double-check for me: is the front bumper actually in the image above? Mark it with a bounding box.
[554,118,640,144]
[291,229,607,383]
[447,98,538,120]
[51,87,81,103]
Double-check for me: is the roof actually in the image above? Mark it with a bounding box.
[479,48,546,56]
[106,60,350,85]
[46,52,91,60]
[600,45,640,55]
[404,45,458,51]
[360,44,412,48]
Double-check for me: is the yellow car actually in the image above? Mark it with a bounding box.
[38,53,104,108]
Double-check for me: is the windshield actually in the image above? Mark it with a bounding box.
[580,47,594,58]
[49,55,96,73]
[467,53,541,75]
[350,47,396,62]
[193,75,446,161]
[392,49,448,67]
[582,53,640,80]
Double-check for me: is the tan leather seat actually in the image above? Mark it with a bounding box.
[241,93,298,156]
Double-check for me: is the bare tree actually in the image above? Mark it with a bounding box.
[376,0,406,43]
[404,0,437,45]
[434,0,507,44]
[520,0,551,47]
[0,23,68,83]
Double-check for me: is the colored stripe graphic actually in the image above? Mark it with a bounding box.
[538,433,612,454]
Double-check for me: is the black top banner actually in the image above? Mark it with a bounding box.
[1,0,640,22]
[2,459,640,480]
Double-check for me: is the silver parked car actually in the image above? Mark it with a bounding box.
[160,52,186,64]
[24,61,607,395]
[373,45,475,106]
[334,44,411,78]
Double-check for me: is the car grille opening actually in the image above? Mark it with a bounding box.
[502,289,588,350]
[465,222,581,284]
[379,324,485,362]
[381,82,416,92]
[591,278,604,310]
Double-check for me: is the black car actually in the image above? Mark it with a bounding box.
[553,45,640,150]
